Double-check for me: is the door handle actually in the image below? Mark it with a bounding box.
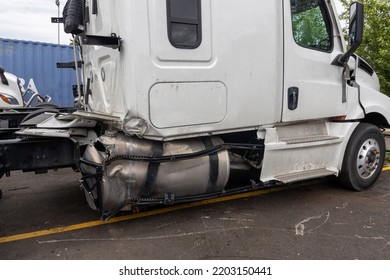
[288,87,299,110]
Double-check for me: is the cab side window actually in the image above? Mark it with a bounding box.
[291,0,333,52]
[167,0,202,49]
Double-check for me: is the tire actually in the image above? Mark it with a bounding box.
[340,123,385,191]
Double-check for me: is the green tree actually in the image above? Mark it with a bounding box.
[339,0,390,95]
[292,4,331,50]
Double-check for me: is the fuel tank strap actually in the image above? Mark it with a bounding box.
[202,138,220,194]
[141,141,164,198]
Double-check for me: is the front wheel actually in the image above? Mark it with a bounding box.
[340,123,385,191]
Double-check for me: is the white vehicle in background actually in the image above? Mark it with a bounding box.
[1,0,389,220]
[0,66,52,109]
[0,67,23,109]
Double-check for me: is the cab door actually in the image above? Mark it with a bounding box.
[282,0,346,122]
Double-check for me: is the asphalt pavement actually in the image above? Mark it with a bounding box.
[0,168,389,260]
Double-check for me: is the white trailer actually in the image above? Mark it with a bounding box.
[6,0,390,219]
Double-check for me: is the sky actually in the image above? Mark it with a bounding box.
[0,0,345,45]
[0,0,72,44]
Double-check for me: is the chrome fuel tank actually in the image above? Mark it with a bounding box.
[82,133,230,211]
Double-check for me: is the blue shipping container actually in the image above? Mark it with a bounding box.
[0,38,77,107]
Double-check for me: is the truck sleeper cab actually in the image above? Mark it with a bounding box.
[16,0,390,218]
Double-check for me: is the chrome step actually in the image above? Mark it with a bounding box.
[281,135,339,145]
[275,168,337,184]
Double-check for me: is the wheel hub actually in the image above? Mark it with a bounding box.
[357,138,381,179]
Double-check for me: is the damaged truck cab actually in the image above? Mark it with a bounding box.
[11,0,390,218]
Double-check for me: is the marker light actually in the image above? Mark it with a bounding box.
[0,93,20,105]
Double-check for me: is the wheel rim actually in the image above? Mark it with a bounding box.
[356,138,381,179]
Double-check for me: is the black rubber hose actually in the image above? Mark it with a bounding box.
[63,0,84,35]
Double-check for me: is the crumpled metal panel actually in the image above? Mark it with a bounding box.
[82,134,231,211]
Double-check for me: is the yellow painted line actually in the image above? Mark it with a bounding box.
[0,185,288,244]
[3,167,390,244]
[382,166,390,172]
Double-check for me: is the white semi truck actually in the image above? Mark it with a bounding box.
[0,67,53,109]
[1,0,389,219]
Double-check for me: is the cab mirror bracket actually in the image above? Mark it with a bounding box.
[332,2,364,66]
